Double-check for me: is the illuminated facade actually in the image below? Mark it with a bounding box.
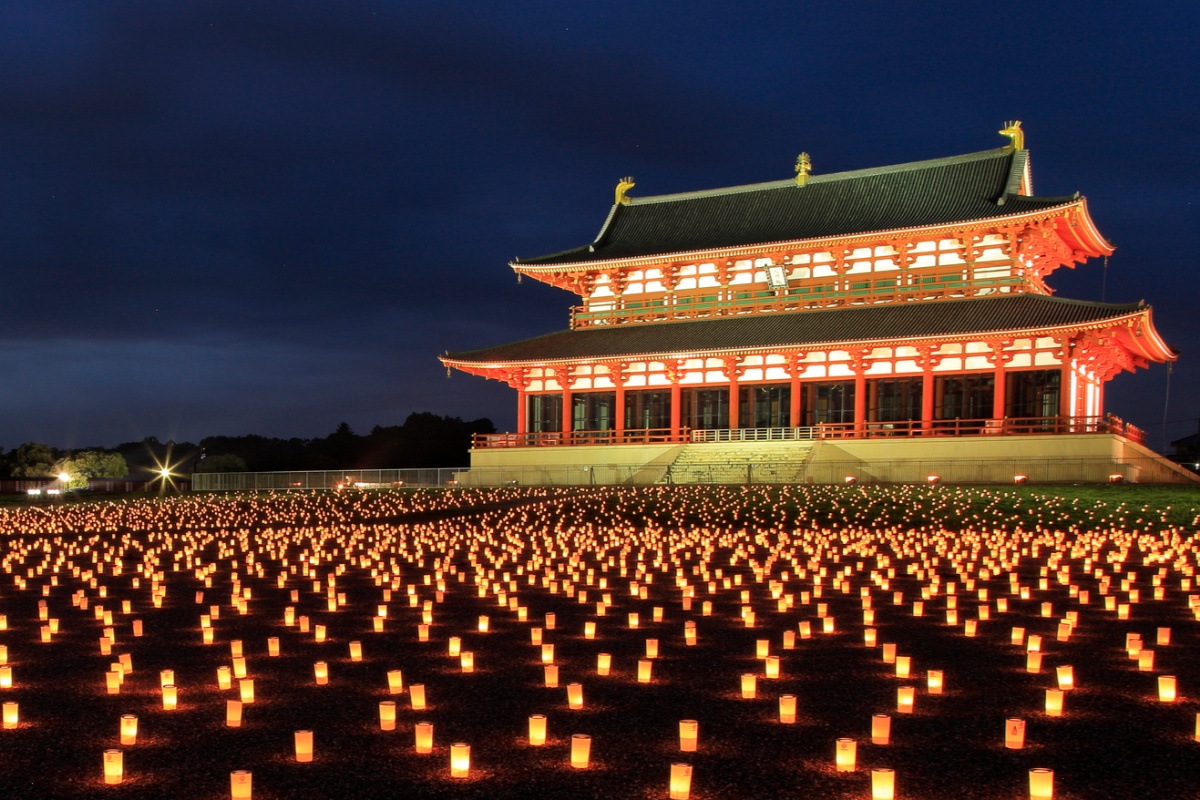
[443,125,1174,454]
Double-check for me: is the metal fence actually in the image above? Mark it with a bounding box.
[191,455,1194,491]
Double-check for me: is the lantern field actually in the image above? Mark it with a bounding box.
[0,484,1196,798]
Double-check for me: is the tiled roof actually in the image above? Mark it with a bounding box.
[443,295,1143,365]
[518,148,1075,266]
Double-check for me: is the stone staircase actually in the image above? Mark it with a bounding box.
[663,440,817,484]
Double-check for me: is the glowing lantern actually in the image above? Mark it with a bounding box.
[927,670,943,694]
[203,628,214,645]
[584,622,596,640]
[531,628,543,645]
[570,734,591,769]
[239,678,255,703]
[545,665,559,687]
[448,742,470,778]
[218,666,233,690]
[410,684,426,710]
[268,637,280,657]
[448,637,461,656]
[349,641,363,662]
[106,670,121,695]
[230,770,252,799]
[418,624,430,642]
[385,670,404,695]
[638,659,653,683]
[864,628,877,646]
[314,624,327,643]
[895,656,911,679]
[1045,689,1064,717]
[379,701,396,731]
[103,749,123,785]
[882,643,896,663]
[227,700,243,727]
[871,768,895,800]
[1056,666,1074,691]
[233,658,247,680]
[646,639,659,658]
[1159,675,1177,703]
[120,714,138,743]
[823,616,835,633]
[764,655,780,679]
[741,674,757,699]
[1005,718,1025,749]
[541,643,555,664]
[669,763,693,800]
[871,714,891,745]
[779,695,797,724]
[835,738,857,771]
[1027,652,1042,673]
[567,683,584,709]
[1029,768,1054,799]
[529,714,547,746]
[415,722,434,754]
[162,684,177,711]
[597,653,611,676]
[679,720,698,752]
[1157,627,1171,646]
[2,702,17,730]
[295,730,313,763]
[628,613,639,629]
[897,686,914,714]
[314,661,329,685]
[545,612,556,630]
[478,615,489,633]
[1138,650,1155,671]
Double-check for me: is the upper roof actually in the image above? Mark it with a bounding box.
[516,148,1080,268]
[443,294,1158,366]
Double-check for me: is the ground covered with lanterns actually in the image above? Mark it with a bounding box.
[0,484,1198,799]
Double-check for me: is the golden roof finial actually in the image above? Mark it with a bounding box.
[999,120,1025,151]
[615,177,636,205]
[795,152,812,186]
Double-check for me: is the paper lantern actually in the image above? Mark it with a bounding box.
[106,670,121,695]
[410,684,426,710]
[379,701,396,731]
[1029,768,1054,799]
[597,653,611,676]
[871,714,891,745]
[646,639,659,658]
[882,643,896,664]
[203,628,214,644]
[233,657,247,680]
[415,722,434,754]
[1027,652,1042,673]
[567,683,584,709]
[417,624,430,642]
[119,713,137,743]
[864,628,877,647]
[628,612,639,629]
[448,637,461,656]
[545,665,559,688]
[1056,666,1074,691]
[679,720,698,752]
[314,661,329,685]
[835,738,857,771]
[449,742,470,778]
[314,624,327,643]
[1159,675,1177,703]
[1157,627,1172,646]
[779,695,797,724]
[765,655,780,679]
[871,768,895,800]
[162,684,177,711]
[570,734,591,769]
[227,700,243,728]
[531,628,543,646]
[217,666,233,690]
[1005,718,1025,749]
[239,678,255,703]
[528,714,547,746]
[541,643,555,664]
[741,674,757,699]
[230,770,252,799]
[1138,650,1155,671]
[684,626,697,646]
[295,730,313,762]
[897,686,914,714]
[927,670,943,694]
[1045,689,1064,717]
[2,702,17,730]
[103,749,123,785]
[584,621,596,640]
[669,763,693,800]
[638,659,653,683]
[895,656,911,679]
[478,615,489,633]
[545,612,556,630]
[349,641,363,662]
[267,637,280,657]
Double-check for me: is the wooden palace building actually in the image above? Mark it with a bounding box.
[442,124,1192,484]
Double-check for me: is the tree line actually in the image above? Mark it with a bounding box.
[0,412,495,480]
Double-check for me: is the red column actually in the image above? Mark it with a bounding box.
[561,385,573,442]
[516,387,527,435]
[614,368,626,441]
[992,361,1006,425]
[728,379,739,430]
[670,382,682,442]
[854,367,866,437]
[921,368,934,433]
[789,357,802,428]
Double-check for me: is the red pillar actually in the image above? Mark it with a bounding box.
[614,370,626,441]
[992,361,1006,425]
[516,387,527,435]
[921,368,934,434]
[728,379,739,431]
[854,367,866,437]
[670,382,682,442]
[561,385,573,442]
[789,358,802,429]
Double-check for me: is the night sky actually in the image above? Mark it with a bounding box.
[2,1,1197,453]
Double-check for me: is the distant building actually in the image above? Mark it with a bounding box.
[443,124,1193,484]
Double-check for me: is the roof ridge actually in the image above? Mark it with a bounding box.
[626,147,1013,206]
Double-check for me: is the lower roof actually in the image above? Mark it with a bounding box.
[443,295,1157,366]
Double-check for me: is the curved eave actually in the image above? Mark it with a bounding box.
[510,201,1090,276]
[440,309,1170,376]
[1053,197,1115,259]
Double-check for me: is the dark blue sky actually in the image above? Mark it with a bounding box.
[2,1,1197,452]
